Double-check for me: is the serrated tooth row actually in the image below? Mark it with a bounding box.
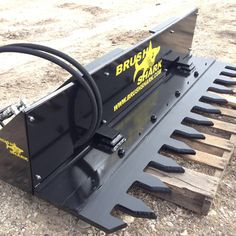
[80,66,236,232]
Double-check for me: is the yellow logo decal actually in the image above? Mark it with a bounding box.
[0,137,28,161]
[133,41,160,83]
[114,41,163,112]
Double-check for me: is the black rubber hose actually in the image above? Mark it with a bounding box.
[0,45,98,145]
[7,43,103,129]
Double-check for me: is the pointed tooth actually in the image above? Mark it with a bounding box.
[225,66,236,72]
[200,93,228,105]
[162,144,196,155]
[173,130,204,139]
[192,102,221,114]
[162,139,196,154]
[220,71,236,78]
[208,84,233,94]
[214,78,236,86]
[184,113,213,126]
[149,154,185,173]
[117,194,156,219]
[136,173,170,193]
[174,124,205,139]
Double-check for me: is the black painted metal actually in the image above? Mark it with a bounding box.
[0,113,31,192]
[74,59,234,232]
[0,7,235,234]
[208,84,234,94]
[214,78,236,86]
[220,71,236,77]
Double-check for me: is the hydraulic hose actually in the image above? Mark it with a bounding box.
[0,45,102,146]
[7,43,103,129]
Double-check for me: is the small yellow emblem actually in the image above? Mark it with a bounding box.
[0,137,28,161]
[133,41,160,82]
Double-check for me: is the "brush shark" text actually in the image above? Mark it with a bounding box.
[113,41,163,112]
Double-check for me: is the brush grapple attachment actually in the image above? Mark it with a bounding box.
[0,8,235,233]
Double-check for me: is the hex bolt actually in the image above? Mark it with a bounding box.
[118,148,125,158]
[35,175,42,181]
[151,114,157,123]
[104,72,110,76]
[28,116,35,122]
[175,90,181,98]
[194,71,199,78]
[170,30,174,34]
[101,119,107,124]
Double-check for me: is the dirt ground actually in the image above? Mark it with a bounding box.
[0,0,236,235]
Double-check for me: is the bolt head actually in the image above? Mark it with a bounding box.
[151,114,157,123]
[194,71,199,78]
[28,116,35,122]
[35,175,41,180]
[118,148,125,158]
[175,91,181,98]
[101,119,107,124]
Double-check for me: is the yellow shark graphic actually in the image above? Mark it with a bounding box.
[0,137,28,161]
[133,41,160,82]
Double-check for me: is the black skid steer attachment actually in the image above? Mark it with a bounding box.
[0,8,235,233]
